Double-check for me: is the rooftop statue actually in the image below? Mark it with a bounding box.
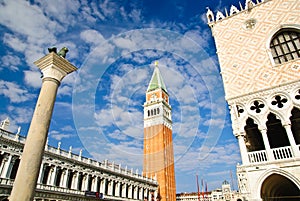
[47,46,69,58]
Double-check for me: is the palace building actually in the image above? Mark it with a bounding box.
[143,63,176,201]
[0,118,158,200]
[207,0,300,200]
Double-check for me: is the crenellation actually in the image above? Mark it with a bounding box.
[206,0,270,25]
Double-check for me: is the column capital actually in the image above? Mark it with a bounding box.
[282,122,291,127]
[34,52,77,82]
[235,132,246,138]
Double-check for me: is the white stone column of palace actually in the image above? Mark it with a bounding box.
[283,124,300,157]
[9,52,77,201]
[260,129,275,161]
[236,132,249,165]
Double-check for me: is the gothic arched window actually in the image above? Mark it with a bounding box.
[270,29,300,65]
[290,107,300,144]
[266,113,290,148]
[244,118,265,152]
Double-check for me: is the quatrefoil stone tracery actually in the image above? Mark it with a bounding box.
[250,100,265,113]
[271,95,288,108]
[295,90,300,100]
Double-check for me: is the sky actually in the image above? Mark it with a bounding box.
[0,0,243,193]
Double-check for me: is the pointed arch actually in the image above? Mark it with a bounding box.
[290,107,300,144]
[244,118,265,151]
[266,113,290,148]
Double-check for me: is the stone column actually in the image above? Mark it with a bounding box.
[91,176,98,192]
[6,157,17,179]
[122,183,127,198]
[115,181,120,197]
[49,166,58,186]
[134,186,138,199]
[236,133,249,165]
[62,169,70,188]
[108,180,113,195]
[37,163,46,184]
[128,184,133,198]
[0,154,12,178]
[9,52,77,201]
[72,172,79,190]
[100,178,106,194]
[283,124,300,158]
[82,174,89,191]
[260,129,275,161]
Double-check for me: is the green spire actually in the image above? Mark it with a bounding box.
[147,62,168,93]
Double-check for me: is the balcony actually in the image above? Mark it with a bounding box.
[247,145,298,164]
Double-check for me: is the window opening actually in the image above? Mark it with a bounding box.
[290,107,300,144]
[244,118,265,152]
[270,29,300,64]
[266,113,290,148]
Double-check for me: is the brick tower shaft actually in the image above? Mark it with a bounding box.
[143,63,176,201]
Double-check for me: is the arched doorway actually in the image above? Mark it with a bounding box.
[261,173,300,201]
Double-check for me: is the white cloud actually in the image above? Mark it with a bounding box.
[113,37,137,50]
[50,130,74,141]
[0,80,34,103]
[35,0,80,26]
[0,107,33,134]
[57,84,73,97]
[3,34,27,53]
[24,70,42,88]
[91,141,143,170]
[80,29,105,46]
[0,54,21,71]
[0,0,57,43]
[175,141,241,172]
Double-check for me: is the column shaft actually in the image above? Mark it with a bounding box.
[10,78,59,201]
[0,154,12,178]
[237,134,249,165]
[260,129,275,161]
[284,124,300,157]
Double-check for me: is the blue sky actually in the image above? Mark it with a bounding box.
[0,0,242,192]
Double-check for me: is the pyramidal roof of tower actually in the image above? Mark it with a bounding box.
[147,64,168,93]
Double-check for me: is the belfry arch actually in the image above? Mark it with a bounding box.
[260,173,300,201]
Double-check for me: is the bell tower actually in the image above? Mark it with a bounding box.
[143,62,176,201]
[207,0,300,200]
